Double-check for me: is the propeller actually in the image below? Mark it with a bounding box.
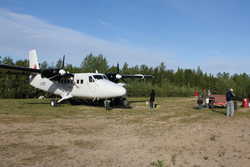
[117,63,119,74]
[105,63,127,83]
[116,63,128,83]
[62,55,65,69]
[106,62,153,83]
[41,55,74,81]
[58,55,66,75]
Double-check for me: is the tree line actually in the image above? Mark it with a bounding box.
[1,54,250,99]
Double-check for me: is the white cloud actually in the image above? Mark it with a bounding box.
[182,50,250,74]
[1,8,248,74]
[201,55,250,75]
[0,9,172,67]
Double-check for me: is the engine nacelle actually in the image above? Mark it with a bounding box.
[116,74,122,79]
[59,69,66,76]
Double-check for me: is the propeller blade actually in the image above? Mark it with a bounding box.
[62,55,65,69]
[117,63,120,74]
[121,78,127,83]
[49,74,60,80]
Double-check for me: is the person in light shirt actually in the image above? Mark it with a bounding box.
[226,88,235,117]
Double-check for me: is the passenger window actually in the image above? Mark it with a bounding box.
[77,80,79,84]
[81,80,84,84]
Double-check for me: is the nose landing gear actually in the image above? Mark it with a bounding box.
[112,97,129,108]
[104,99,111,110]
[50,94,73,107]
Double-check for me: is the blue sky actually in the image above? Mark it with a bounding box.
[0,0,250,74]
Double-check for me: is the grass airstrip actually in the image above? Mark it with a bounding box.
[1,97,250,167]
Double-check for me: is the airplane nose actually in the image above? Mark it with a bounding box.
[99,80,127,97]
[111,86,126,97]
[119,87,127,96]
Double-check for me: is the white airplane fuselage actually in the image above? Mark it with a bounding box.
[0,49,151,107]
[30,73,127,100]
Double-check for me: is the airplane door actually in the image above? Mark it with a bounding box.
[73,78,89,97]
[72,75,97,98]
[87,76,97,97]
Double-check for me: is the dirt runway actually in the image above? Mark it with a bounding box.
[0,98,250,167]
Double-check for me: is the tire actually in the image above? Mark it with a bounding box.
[50,100,57,107]
[122,99,128,107]
[104,100,111,110]
[209,103,215,109]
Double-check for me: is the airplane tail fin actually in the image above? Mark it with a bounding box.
[29,49,40,69]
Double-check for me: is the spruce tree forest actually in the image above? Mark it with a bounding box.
[1,54,250,99]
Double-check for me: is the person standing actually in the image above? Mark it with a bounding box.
[226,88,235,117]
[202,88,207,107]
[194,89,199,98]
[208,89,211,96]
[149,89,155,110]
[197,95,203,109]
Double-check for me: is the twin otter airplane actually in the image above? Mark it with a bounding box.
[0,50,152,107]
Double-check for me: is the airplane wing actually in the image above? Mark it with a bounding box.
[105,63,154,83]
[41,69,74,81]
[0,64,74,81]
[0,64,41,75]
[106,72,153,83]
[121,74,153,79]
[0,51,74,82]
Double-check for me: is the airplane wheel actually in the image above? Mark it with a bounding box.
[122,99,128,107]
[104,100,111,110]
[50,100,57,107]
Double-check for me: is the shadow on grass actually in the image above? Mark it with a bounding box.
[24,99,133,110]
[129,100,147,103]
[25,102,50,105]
[193,106,226,116]
[210,109,226,116]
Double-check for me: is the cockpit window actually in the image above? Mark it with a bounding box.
[103,75,108,80]
[89,76,94,83]
[93,75,107,80]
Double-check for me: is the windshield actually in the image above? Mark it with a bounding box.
[103,75,108,80]
[93,75,106,80]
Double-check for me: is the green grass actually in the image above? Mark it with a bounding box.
[151,160,165,167]
[0,98,106,118]
[0,98,250,124]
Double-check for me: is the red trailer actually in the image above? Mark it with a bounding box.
[209,94,227,108]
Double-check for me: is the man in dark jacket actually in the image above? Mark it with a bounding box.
[226,88,235,117]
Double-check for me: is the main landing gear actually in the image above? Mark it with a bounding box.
[122,98,129,108]
[50,94,73,107]
[50,100,58,107]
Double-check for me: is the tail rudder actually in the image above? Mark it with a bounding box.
[29,49,40,69]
